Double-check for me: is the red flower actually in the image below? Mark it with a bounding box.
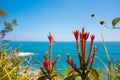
[67,56,75,67]
[48,32,54,44]
[73,30,80,40]
[43,59,50,70]
[91,35,95,41]
[83,32,89,40]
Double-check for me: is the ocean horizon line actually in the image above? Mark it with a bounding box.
[10,40,120,42]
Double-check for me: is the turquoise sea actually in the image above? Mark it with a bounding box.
[8,41,120,74]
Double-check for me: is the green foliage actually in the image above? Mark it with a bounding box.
[99,34,120,80]
[65,67,102,80]
[65,67,74,76]
[88,68,102,80]
[0,50,21,79]
[0,48,39,80]
[37,76,46,80]
[38,70,63,80]
[0,8,8,17]
[12,19,17,25]
[51,72,64,79]
[112,17,120,26]
[0,8,38,80]
[91,13,120,29]
[64,74,79,80]
[115,64,120,80]
[115,64,120,74]
[0,8,17,38]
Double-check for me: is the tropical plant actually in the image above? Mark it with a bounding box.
[0,8,36,80]
[95,34,120,80]
[91,13,120,29]
[0,48,39,80]
[37,31,63,80]
[65,27,101,80]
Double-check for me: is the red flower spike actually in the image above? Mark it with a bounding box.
[73,30,80,40]
[43,59,50,70]
[80,32,83,39]
[67,56,75,67]
[48,31,54,44]
[91,35,95,41]
[83,32,89,40]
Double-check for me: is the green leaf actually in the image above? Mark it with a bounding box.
[64,74,79,80]
[12,19,17,25]
[115,64,120,74]
[88,68,102,80]
[0,30,6,38]
[37,76,46,80]
[51,71,64,78]
[116,76,120,80]
[110,63,116,78]
[3,67,12,80]
[4,21,13,31]
[96,56,109,73]
[0,9,8,17]
[101,34,110,62]
[112,17,120,26]
[65,67,74,76]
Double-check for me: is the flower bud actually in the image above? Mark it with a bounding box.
[73,29,80,40]
[100,20,105,25]
[91,14,95,17]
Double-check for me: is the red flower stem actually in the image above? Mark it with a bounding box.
[76,39,79,50]
[80,33,82,50]
[79,34,83,67]
[52,55,60,69]
[81,37,84,68]
[78,49,82,67]
[83,39,86,68]
[81,27,85,68]
[76,39,82,67]
[49,42,52,70]
[89,51,96,69]
[86,40,93,66]
[85,52,96,79]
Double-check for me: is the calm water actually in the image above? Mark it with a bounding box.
[8,41,120,74]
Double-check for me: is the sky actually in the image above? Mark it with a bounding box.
[0,0,120,41]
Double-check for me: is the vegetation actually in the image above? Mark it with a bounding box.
[0,8,120,80]
[0,8,37,80]
[37,32,63,80]
[91,13,120,29]
[64,27,100,80]
[0,8,17,39]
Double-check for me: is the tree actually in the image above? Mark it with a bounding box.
[0,8,17,39]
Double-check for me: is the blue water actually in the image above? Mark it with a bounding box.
[8,41,120,74]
